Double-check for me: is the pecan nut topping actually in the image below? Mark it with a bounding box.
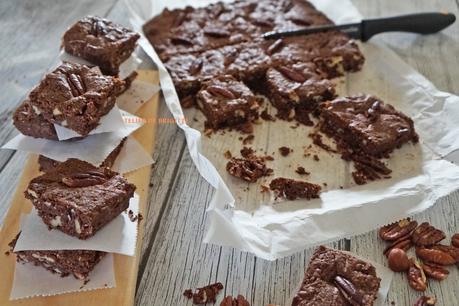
[333,276,364,305]
[416,246,456,266]
[220,295,250,306]
[383,235,413,256]
[266,39,284,55]
[61,171,108,188]
[189,58,203,75]
[452,233,459,248]
[277,66,307,83]
[414,295,436,306]
[67,73,85,97]
[379,218,418,241]
[207,85,236,99]
[411,222,445,246]
[407,259,427,291]
[170,35,193,46]
[204,28,231,38]
[421,262,449,280]
[252,19,274,28]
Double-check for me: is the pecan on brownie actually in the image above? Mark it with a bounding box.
[63,16,140,75]
[196,75,260,130]
[292,246,381,306]
[28,62,124,136]
[13,100,58,140]
[25,158,136,239]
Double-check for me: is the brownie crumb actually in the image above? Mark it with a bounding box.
[184,282,224,304]
[180,95,195,108]
[240,147,255,158]
[80,278,91,289]
[323,182,327,187]
[128,210,142,223]
[295,167,310,175]
[260,109,275,121]
[313,155,320,161]
[309,132,337,153]
[269,177,321,201]
[224,150,232,159]
[149,183,153,187]
[220,295,250,306]
[4,251,10,256]
[138,213,144,223]
[227,156,273,182]
[279,146,292,156]
[242,134,254,145]
[260,184,270,193]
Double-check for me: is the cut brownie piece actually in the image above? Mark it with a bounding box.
[38,138,126,173]
[9,233,105,280]
[226,156,273,182]
[13,100,58,140]
[63,16,140,75]
[25,158,136,239]
[28,62,124,136]
[265,62,336,122]
[292,246,381,306]
[320,95,418,157]
[196,75,260,129]
[269,177,321,201]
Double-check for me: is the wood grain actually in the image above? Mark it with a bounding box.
[0,70,159,305]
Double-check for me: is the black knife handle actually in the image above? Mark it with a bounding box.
[361,12,456,41]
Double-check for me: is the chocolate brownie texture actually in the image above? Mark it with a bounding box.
[38,138,126,173]
[196,75,260,129]
[25,158,136,239]
[226,156,273,182]
[9,233,106,280]
[319,94,418,157]
[13,100,58,140]
[63,16,140,75]
[269,177,321,200]
[292,246,381,306]
[28,62,124,136]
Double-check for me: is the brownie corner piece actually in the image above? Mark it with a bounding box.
[63,15,140,75]
[269,177,321,201]
[13,99,58,140]
[319,94,418,156]
[196,75,260,130]
[28,62,124,136]
[9,232,106,280]
[292,246,380,306]
[25,158,136,239]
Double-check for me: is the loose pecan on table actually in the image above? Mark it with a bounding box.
[415,245,457,266]
[421,262,449,281]
[333,276,364,305]
[411,222,446,247]
[379,218,418,241]
[387,248,410,272]
[414,295,436,306]
[407,259,427,291]
[451,233,459,248]
[383,235,413,256]
[220,295,250,306]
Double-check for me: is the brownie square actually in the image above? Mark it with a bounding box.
[63,16,140,75]
[25,158,136,239]
[9,234,105,280]
[196,75,260,129]
[28,62,124,136]
[265,62,336,120]
[38,138,126,173]
[319,95,418,156]
[292,246,381,306]
[13,100,58,140]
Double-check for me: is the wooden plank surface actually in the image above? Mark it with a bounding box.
[0,70,159,305]
[0,0,458,305]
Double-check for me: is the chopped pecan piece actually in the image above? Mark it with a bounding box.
[421,262,449,280]
[207,85,236,99]
[333,276,364,305]
[266,39,283,55]
[189,58,203,75]
[204,28,230,38]
[411,222,445,246]
[414,295,436,306]
[407,259,427,291]
[170,35,193,45]
[277,66,307,83]
[379,218,418,241]
[220,295,250,306]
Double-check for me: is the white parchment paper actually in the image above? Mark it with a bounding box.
[14,194,140,256]
[125,0,459,260]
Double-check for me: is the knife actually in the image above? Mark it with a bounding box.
[262,12,456,41]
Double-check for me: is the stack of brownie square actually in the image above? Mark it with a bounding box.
[10,16,140,281]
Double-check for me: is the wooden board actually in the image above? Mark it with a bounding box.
[0,70,159,306]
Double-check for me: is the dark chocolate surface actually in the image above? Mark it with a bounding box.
[13,100,58,140]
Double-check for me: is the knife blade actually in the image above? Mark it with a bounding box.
[262,12,456,41]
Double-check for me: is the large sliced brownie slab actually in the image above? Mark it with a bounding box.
[25,158,136,239]
[292,246,381,306]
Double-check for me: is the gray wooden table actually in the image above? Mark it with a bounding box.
[1,0,458,305]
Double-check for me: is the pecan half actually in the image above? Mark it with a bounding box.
[407,259,427,291]
[66,73,85,97]
[204,28,231,38]
[220,295,250,306]
[421,262,449,280]
[277,66,307,83]
[189,58,203,75]
[333,276,364,305]
[170,35,193,46]
[207,85,236,99]
[452,233,459,248]
[411,222,445,246]
[379,218,418,241]
[414,295,436,306]
[416,246,456,266]
[61,171,107,188]
[266,39,284,55]
[383,235,413,256]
